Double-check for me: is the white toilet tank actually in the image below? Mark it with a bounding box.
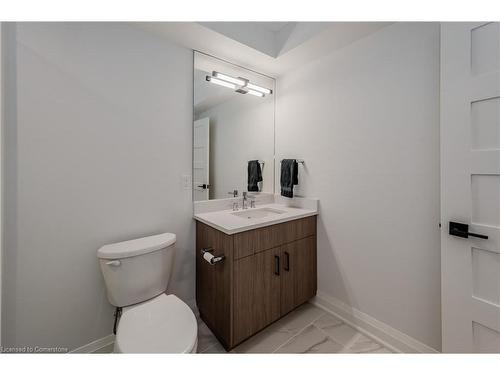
[97,233,176,307]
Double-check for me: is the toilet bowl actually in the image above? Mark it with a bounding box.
[97,232,198,353]
[114,294,197,353]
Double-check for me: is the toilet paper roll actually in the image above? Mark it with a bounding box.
[203,251,214,264]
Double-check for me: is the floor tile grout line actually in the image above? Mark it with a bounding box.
[314,305,395,352]
[347,334,384,353]
[271,324,314,353]
[308,307,358,350]
[342,333,365,353]
[200,342,217,353]
[271,312,328,353]
[314,308,391,353]
[314,322,386,353]
[313,321,351,349]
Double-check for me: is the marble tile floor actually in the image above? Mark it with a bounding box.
[93,343,115,353]
[91,302,392,354]
[198,303,393,354]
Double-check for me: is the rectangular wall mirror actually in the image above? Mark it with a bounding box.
[193,51,276,201]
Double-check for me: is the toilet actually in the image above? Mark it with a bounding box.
[97,233,198,353]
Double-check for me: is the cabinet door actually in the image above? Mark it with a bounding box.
[294,236,317,306]
[280,241,296,315]
[253,247,281,332]
[281,236,317,315]
[233,247,281,344]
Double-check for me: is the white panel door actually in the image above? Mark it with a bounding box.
[193,117,210,201]
[441,22,500,353]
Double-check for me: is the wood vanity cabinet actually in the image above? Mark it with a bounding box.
[195,215,317,350]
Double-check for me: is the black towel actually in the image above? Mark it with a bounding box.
[247,160,262,192]
[280,159,298,198]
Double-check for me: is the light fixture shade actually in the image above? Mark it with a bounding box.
[247,89,265,97]
[212,71,247,87]
[246,82,272,95]
[206,76,237,90]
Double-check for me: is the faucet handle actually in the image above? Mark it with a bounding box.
[228,190,239,197]
[246,193,256,208]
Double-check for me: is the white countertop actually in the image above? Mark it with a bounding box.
[193,202,318,235]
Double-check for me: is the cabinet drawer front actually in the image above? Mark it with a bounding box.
[281,215,316,244]
[254,224,282,254]
[233,230,256,259]
[234,224,282,259]
[233,216,317,260]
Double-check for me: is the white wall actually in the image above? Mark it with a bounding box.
[196,94,275,200]
[2,23,194,350]
[276,23,441,350]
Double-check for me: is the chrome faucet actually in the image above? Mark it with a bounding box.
[242,192,248,209]
[229,190,239,210]
[228,189,239,197]
[242,192,256,210]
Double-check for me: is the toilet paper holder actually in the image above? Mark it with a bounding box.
[201,247,225,265]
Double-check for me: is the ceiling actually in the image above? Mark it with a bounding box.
[197,22,331,59]
[135,22,393,77]
[259,22,293,32]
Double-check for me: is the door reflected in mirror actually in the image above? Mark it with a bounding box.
[193,52,275,201]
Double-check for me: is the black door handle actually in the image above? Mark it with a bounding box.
[274,255,280,276]
[284,251,290,271]
[197,184,211,189]
[449,221,488,240]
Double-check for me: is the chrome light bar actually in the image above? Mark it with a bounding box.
[206,71,273,97]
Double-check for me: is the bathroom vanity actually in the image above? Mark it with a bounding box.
[192,52,317,350]
[194,198,318,350]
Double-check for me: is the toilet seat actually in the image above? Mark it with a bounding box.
[115,294,198,353]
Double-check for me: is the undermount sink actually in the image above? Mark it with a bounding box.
[231,207,286,219]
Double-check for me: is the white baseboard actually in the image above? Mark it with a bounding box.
[70,334,115,353]
[312,291,440,353]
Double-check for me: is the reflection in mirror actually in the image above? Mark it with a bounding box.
[193,52,275,201]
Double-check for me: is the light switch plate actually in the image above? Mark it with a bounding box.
[182,174,192,190]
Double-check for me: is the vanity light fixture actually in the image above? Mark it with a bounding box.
[206,71,273,97]
[247,89,265,97]
[205,76,237,90]
[212,72,247,87]
[246,82,272,95]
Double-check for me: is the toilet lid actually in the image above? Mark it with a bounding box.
[116,294,198,353]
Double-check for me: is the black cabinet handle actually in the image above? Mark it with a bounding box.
[274,255,280,276]
[284,251,290,271]
[449,221,488,240]
[197,184,211,189]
